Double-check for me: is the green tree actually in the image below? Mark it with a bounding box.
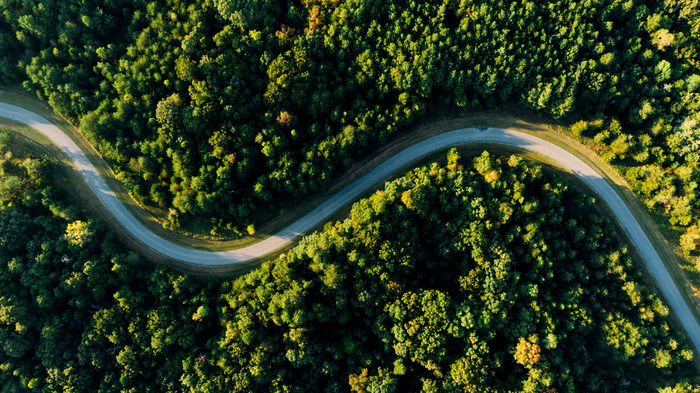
[64,220,93,247]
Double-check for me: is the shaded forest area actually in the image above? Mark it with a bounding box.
[0,132,697,392]
[1,0,699,248]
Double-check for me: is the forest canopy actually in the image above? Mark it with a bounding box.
[0,131,697,392]
[2,0,700,391]
[1,0,699,248]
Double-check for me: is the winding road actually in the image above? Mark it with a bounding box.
[2,102,700,354]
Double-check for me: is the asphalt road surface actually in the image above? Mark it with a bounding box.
[2,102,699,354]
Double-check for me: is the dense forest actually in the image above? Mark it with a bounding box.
[2,1,700,391]
[0,131,697,392]
[1,0,699,249]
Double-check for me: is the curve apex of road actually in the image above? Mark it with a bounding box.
[2,102,700,354]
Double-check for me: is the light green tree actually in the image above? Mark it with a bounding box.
[65,220,93,247]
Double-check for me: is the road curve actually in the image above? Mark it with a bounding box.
[2,102,700,352]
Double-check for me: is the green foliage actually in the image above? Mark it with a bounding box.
[0,131,696,391]
[0,18,23,85]
[195,156,697,392]
[0,132,220,392]
[2,0,700,386]
[64,220,93,247]
[3,0,700,243]
[680,227,700,255]
[446,147,460,171]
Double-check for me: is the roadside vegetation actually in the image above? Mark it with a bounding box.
[3,1,700,391]
[1,0,699,251]
[0,135,698,392]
